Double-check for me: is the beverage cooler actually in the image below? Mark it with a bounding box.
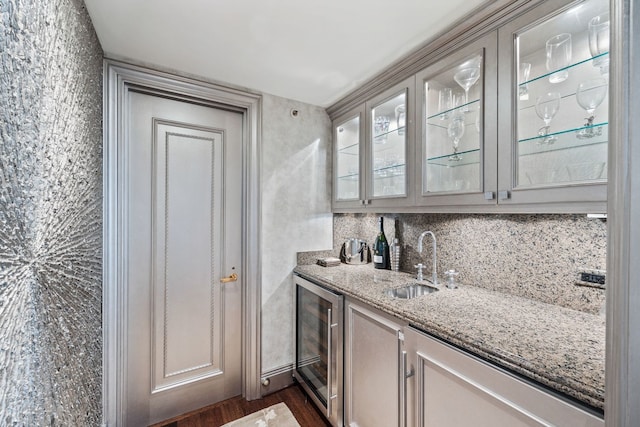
[293,275,344,427]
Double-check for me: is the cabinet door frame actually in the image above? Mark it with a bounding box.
[332,104,367,210]
[364,76,416,209]
[496,0,608,212]
[344,299,406,427]
[405,327,604,427]
[414,31,499,208]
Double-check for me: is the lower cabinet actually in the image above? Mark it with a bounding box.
[344,299,409,427]
[404,327,604,427]
[340,297,603,427]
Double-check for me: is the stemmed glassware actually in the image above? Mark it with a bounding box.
[454,66,481,112]
[535,92,561,144]
[447,114,465,161]
[575,78,608,139]
[589,12,610,75]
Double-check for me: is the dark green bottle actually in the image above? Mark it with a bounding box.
[373,216,390,269]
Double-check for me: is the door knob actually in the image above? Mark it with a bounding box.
[220,273,238,283]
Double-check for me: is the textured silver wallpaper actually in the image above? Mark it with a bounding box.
[0,0,103,424]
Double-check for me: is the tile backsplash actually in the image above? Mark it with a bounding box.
[330,213,606,314]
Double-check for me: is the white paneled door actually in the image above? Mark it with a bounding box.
[125,91,242,426]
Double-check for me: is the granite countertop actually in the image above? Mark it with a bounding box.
[294,263,605,411]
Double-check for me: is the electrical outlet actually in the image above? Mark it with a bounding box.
[580,272,605,285]
[575,269,606,289]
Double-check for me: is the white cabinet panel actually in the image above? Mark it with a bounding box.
[345,300,406,427]
[406,327,604,427]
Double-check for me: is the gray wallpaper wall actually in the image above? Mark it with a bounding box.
[261,94,332,375]
[332,213,606,314]
[0,0,103,424]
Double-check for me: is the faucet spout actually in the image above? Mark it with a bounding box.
[417,231,438,285]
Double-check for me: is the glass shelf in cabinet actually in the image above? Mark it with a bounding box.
[373,163,405,179]
[426,98,480,121]
[426,148,480,167]
[373,126,406,141]
[337,172,359,181]
[518,122,608,156]
[337,141,360,155]
[519,52,609,87]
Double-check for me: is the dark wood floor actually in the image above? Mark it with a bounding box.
[150,384,331,427]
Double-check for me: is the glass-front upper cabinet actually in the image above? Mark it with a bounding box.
[365,77,415,208]
[416,32,498,207]
[333,105,365,209]
[498,0,608,209]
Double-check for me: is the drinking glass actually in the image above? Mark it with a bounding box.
[519,62,532,100]
[447,115,465,161]
[546,33,572,83]
[395,105,406,135]
[454,67,481,111]
[535,92,561,144]
[374,116,390,142]
[575,77,608,139]
[438,87,453,120]
[589,12,610,75]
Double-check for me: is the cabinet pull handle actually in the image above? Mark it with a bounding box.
[484,191,495,200]
[498,190,510,200]
[399,350,411,427]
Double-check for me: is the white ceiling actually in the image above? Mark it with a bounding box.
[84,0,491,107]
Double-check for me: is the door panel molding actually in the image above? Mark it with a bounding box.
[151,122,223,393]
[103,59,262,426]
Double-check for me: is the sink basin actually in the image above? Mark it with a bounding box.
[384,283,439,299]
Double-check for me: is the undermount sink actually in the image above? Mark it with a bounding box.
[384,283,439,299]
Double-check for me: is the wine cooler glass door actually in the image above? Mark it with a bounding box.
[296,285,330,406]
[294,278,344,427]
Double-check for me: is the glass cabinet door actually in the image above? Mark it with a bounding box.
[423,52,483,193]
[370,90,407,199]
[333,105,366,209]
[335,114,362,201]
[514,0,608,189]
[416,32,498,207]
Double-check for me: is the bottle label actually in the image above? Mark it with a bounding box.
[373,255,383,263]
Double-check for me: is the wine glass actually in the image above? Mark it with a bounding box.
[576,78,608,139]
[447,115,465,161]
[535,92,561,144]
[454,66,481,112]
[546,33,572,84]
[589,12,610,75]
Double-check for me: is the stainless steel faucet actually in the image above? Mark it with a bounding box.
[418,231,439,286]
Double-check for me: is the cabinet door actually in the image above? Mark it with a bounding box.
[364,76,416,209]
[415,31,498,208]
[405,327,604,427]
[497,0,608,211]
[344,300,405,427]
[333,105,366,209]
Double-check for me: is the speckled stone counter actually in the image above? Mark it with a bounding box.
[294,263,605,412]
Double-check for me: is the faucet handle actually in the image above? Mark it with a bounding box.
[444,269,459,289]
[414,263,425,281]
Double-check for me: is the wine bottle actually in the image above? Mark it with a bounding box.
[373,216,390,269]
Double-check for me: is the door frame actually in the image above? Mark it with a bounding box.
[102,59,262,426]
